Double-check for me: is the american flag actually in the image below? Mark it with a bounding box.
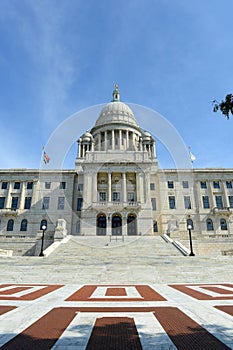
[43,149,50,164]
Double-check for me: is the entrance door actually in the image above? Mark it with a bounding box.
[127,215,137,235]
[112,215,122,236]
[97,215,106,236]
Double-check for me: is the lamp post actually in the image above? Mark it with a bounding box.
[39,225,47,257]
[187,224,195,256]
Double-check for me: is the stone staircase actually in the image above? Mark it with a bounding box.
[47,235,183,264]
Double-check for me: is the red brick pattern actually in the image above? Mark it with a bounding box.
[153,307,231,350]
[0,284,63,301]
[106,287,127,296]
[66,284,166,302]
[0,307,78,350]
[0,284,232,349]
[202,286,233,295]
[0,287,31,295]
[215,305,233,317]
[0,306,17,316]
[86,317,143,350]
[170,284,233,300]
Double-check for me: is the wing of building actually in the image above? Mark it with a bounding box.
[0,86,233,255]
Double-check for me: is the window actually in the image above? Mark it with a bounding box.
[20,219,28,231]
[182,181,189,189]
[167,181,174,189]
[200,181,207,189]
[78,184,83,192]
[151,198,156,210]
[215,196,223,209]
[153,221,158,232]
[11,197,18,210]
[42,197,50,210]
[220,218,227,231]
[187,218,194,229]
[57,197,65,210]
[77,198,83,211]
[229,196,233,208]
[128,192,135,202]
[14,182,20,189]
[213,181,220,189]
[24,197,32,210]
[45,182,51,189]
[150,183,155,190]
[226,181,232,189]
[184,196,191,209]
[112,192,120,202]
[60,182,66,189]
[1,182,7,189]
[202,196,210,209]
[169,196,176,209]
[76,220,80,233]
[40,219,47,230]
[206,218,214,231]
[7,219,14,231]
[99,192,106,202]
[27,182,33,189]
[0,197,5,209]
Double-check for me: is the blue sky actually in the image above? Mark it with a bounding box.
[0,0,232,169]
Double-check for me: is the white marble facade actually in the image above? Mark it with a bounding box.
[0,86,233,239]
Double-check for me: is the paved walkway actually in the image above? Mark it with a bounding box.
[0,236,232,349]
[0,283,232,349]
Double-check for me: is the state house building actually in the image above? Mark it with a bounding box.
[0,86,233,244]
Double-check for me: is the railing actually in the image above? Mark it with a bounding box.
[212,207,232,215]
[0,208,19,215]
[91,201,141,209]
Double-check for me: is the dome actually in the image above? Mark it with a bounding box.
[81,131,93,143]
[142,131,152,142]
[95,101,139,128]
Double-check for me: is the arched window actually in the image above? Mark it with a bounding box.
[220,218,227,231]
[206,218,214,231]
[40,219,47,230]
[20,219,28,231]
[7,219,14,231]
[187,218,194,230]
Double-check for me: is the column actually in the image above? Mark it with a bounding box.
[112,130,115,150]
[105,131,107,151]
[222,181,229,207]
[19,182,26,209]
[208,181,215,208]
[108,172,112,202]
[136,173,140,202]
[122,215,127,236]
[98,133,101,151]
[122,172,127,203]
[78,141,81,157]
[139,138,142,151]
[119,129,122,150]
[107,214,111,236]
[6,182,13,208]
[92,172,98,203]
[126,130,129,149]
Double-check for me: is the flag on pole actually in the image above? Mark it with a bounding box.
[42,147,50,164]
[188,146,196,163]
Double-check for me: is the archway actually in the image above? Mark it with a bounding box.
[97,214,107,236]
[112,214,122,236]
[127,214,137,235]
